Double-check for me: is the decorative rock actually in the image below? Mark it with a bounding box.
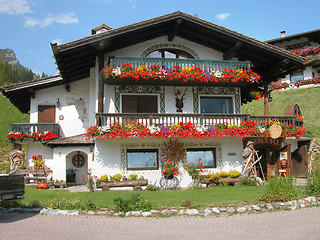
[142,212,152,217]
[211,208,220,214]
[186,209,199,216]
[280,202,286,209]
[227,207,235,214]
[40,208,49,214]
[48,209,60,215]
[204,209,212,216]
[133,186,142,191]
[266,204,273,210]
[87,211,95,215]
[251,205,261,211]
[66,210,79,216]
[178,209,185,215]
[161,209,172,216]
[170,209,178,215]
[150,210,160,216]
[271,202,281,209]
[236,207,247,213]
[131,211,141,217]
[96,211,108,215]
[297,199,306,208]
[125,212,131,217]
[219,207,227,212]
[245,205,252,212]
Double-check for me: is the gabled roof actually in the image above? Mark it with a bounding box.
[52,11,304,83]
[266,29,320,44]
[46,134,94,147]
[1,75,63,113]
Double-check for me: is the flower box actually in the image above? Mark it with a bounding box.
[99,179,148,191]
[202,175,247,187]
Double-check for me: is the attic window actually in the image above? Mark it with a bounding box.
[147,49,194,59]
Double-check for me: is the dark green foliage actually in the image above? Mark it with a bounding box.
[306,171,320,197]
[146,183,160,191]
[113,193,152,213]
[241,178,257,186]
[260,177,297,202]
[0,200,25,208]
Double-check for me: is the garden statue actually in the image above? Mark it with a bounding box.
[10,143,25,174]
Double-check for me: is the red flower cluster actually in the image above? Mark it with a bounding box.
[103,64,261,85]
[85,121,306,140]
[6,132,58,142]
[162,159,179,177]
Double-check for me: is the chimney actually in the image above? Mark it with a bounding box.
[92,24,112,35]
[280,31,286,38]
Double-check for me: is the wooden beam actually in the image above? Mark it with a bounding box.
[168,19,182,42]
[223,42,243,60]
[263,81,269,116]
[261,59,290,78]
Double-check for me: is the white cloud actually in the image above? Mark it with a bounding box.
[0,0,32,15]
[51,38,63,45]
[24,12,79,28]
[127,0,136,10]
[215,13,230,21]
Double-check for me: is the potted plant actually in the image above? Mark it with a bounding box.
[162,159,179,179]
[32,155,44,169]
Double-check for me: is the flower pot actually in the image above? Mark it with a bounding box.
[164,174,174,180]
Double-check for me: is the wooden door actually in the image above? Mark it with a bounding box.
[292,142,308,177]
[38,105,56,123]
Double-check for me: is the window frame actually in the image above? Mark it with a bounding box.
[121,93,159,113]
[186,148,217,168]
[199,95,235,114]
[126,149,159,171]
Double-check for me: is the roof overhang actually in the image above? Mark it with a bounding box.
[53,11,304,84]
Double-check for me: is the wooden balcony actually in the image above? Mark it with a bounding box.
[10,123,61,138]
[110,57,253,72]
[96,113,301,127]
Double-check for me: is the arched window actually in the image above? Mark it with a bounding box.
[147,48,194,59]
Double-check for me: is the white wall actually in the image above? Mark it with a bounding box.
[94,137,244,188]
[30,78,91,138]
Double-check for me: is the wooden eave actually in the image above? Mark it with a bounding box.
[1,75,64,113]
[266,29,320,44]
[52,11,304,84]
[46,134,94,147]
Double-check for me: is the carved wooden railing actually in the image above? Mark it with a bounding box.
[110,57,253,72]
[10,123,61,137]
[96,113,301,127]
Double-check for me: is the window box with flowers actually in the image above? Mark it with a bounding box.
[203,170,247,186]
[98,174,148,191]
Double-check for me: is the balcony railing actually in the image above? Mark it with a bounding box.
[110,57,253,72]
[10,123,61,138]
[96,113,301,127]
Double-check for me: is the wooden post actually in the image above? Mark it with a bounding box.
[98,53,104,122]
[263,81,269,116]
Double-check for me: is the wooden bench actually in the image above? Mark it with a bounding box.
[99,179,148,191]
[18,167,53,184]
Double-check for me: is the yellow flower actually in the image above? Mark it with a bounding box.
[137,65,147,71]
[236,68,244,74]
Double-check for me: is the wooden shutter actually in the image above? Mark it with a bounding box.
[38,105,56,123]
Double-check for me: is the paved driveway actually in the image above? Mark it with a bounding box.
[1,207,320,240]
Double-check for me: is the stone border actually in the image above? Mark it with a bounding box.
[1,197,319,217]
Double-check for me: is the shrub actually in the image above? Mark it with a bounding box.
[0,200,24,208]
[113,194,152,214]
[100,174,109,183]
[146,183,160,191]
[219,171,229,178]
[228,170,240,178]
[207,172,220,181]
[110,174,122,182]
[49,194,82,210]
[260,177,297,202]
[241,178,257,186]
[181,199,192,208]
[306,171,320,196]
[129,174,137,181]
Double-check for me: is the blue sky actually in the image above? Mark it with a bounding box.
[0,0,319,76]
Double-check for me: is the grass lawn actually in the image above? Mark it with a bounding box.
[21,185,266,209]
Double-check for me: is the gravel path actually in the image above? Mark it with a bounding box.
[1,207,320,240]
